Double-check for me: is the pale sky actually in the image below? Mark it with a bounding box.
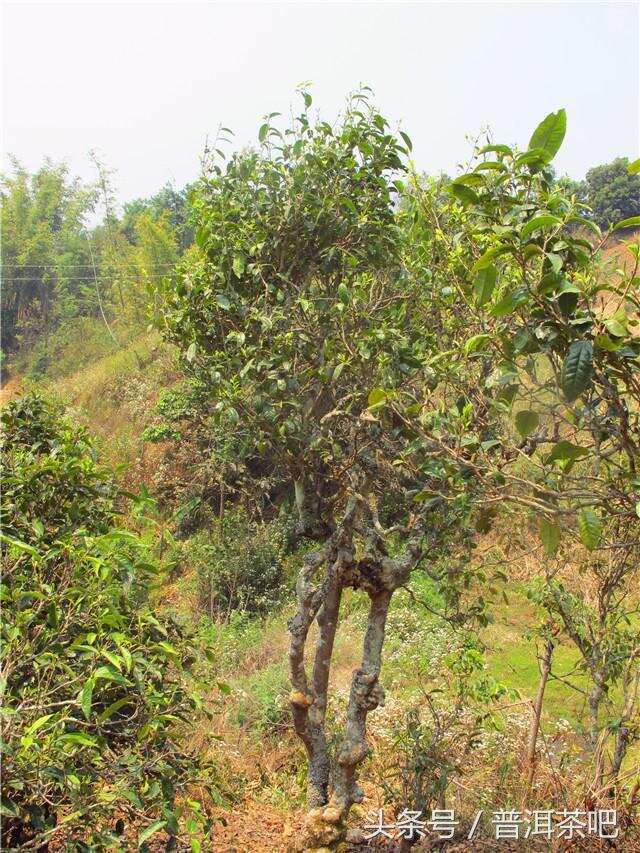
[2,1,639,209]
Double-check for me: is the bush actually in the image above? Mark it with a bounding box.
[581,157,640,229]
[184,511,294,618]
[0,394,212,849]
[378,638,508,823]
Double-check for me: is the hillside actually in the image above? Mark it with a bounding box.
[3,102,639,852]
[4,299,638,851]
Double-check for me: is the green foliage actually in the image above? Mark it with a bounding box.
[122,182,194,252]
[581,157,640,230]
[1,158,190,385]
[380,635,508,817]
[0,394,212,848]
[154,90,486,554]
[184,511,294,617]
[1,160,97,352]
[434,108,640,763]
[438,109,640,553]
[234,660,291,735]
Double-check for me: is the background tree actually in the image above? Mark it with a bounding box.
[581,157,640,230]
[1,159,97,352]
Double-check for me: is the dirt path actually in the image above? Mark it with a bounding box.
[0,374,23,407]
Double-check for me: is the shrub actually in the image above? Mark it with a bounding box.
[184,511,294,618]
[235,661,292,735]
[379,638,508,823]
[0,394,212,849]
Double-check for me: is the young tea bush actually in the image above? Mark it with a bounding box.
[185,510,294,618]
[0,394,212,849]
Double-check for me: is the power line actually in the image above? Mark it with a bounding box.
[1,263,180,270]
[6,274,179,283]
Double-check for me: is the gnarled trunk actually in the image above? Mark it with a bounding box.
[288,497,427,850]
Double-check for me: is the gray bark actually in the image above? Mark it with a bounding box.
[288,499,429,850]
[331,589,391,813]
[525,637,554,791]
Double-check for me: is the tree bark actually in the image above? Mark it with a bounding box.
[610,658,640,781]
[306,576,342,807]
[330,588,392,814]
[288,504,428,850]
[524,637,554,793]
[588,674,605,750]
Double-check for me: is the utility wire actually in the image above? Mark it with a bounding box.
[87,233,119,345]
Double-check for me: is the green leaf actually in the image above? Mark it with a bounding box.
[578,507,602,550]
[471,245,510,274]
[450,182,479,206]
[138,820,167,847]
[216,293,231,310]
[521,215,562,241]
[0,797,19,818]
[612,215,640,233]
[25,714,54,735]
[561,341,593,403]
[561,340,593,402]
[490,288,529,317]
[539,518,561,556]
[58,732,99,748]
[594,333,621,352]
[102,650,123,671]
[332,362,346,381]
[528,109,567,162]
[80,678,94,721]
[337,283,350,305]
[94,665,129,686]
[473,265,497,306]
[156,640,179,657]
[120,647,133,672]
[477,143,513,156]
[232,255,245,277]
[367,388,387,410]
[546,441,590,464]
[464,334,491,355]
[258,123,269,143]
[399,131,413,152]
[627,158,640,175]
[605,310,627,338]
[186,342,197,363]
[515,409,539,438]
[98,696,135,723]
[517,148,550,169]
[0,533,40,558]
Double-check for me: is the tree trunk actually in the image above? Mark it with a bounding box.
[298,588,393,851]
[288,503,427,850]
[588,674,605,749]
[610,660,640,781]
[524,637,554,793]
[331,588,392,814]
[306,577,342,808]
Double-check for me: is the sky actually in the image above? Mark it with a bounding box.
[2,1,639,210]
